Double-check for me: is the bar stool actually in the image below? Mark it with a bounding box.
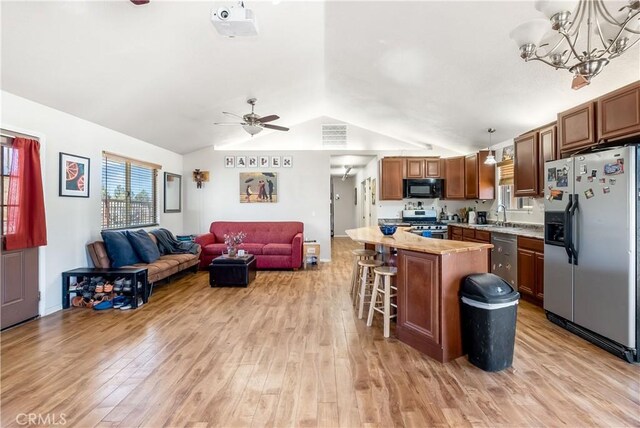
[357,259,384,319]
[366,266,398,338]
[349,249,377,303]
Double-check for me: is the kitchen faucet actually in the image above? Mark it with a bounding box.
[497,204,507,226]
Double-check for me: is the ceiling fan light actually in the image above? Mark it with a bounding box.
[242,124,263,135]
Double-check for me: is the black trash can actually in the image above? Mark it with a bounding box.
[461,273,520,372]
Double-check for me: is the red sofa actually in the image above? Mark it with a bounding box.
[195,221,303,270]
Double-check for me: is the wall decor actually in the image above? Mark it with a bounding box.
[371,178,376,205]
[271,156,281,167]
[259,156,269,168]
[224,156,235,168]
[59,152,90,197]
[240,172,277,203]
[248,156,258,167]
[282,156,292,167]
[193,169,210,189]
[502,146,515,161]
[164,172,182,213]
[236,156,246,167]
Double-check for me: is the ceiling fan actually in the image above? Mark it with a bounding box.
[214,98,290,136]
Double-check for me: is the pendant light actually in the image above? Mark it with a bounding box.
[484,128,497,165]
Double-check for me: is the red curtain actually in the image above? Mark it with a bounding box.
[5,137,47,250]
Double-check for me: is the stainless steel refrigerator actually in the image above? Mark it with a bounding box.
[543,146,638,362]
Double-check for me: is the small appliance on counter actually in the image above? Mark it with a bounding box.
[477,211,488,224]
[468,211,477,224]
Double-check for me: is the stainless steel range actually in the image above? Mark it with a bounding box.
[402,209,448,239]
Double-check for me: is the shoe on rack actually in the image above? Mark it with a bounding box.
[119,300,133,310]
[93,300,113,310]
[123,279,133,293]
[113,278,124,292]
[112,295,127,308]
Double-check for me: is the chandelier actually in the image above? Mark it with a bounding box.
[510,0,640,89]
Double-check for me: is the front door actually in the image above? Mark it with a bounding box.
[1,135,40,329]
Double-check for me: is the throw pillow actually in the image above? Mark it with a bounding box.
[127,229,161,263]
[101,231,141,268]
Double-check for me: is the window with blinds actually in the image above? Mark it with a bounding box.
[101,152,160,230]
[497,158,533,210]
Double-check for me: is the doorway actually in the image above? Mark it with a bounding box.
[1,133,41,330]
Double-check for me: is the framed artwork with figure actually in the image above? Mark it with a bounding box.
[240,172,278,203]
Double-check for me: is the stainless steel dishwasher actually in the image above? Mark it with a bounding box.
[491,233,518,289]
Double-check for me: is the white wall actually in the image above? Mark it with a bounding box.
[1,91,184,316]
[331,176,356,236]
[182,148,332,261]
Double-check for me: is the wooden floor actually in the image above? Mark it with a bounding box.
[1,238,639,427]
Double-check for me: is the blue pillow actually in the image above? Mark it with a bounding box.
[127,229,160,263]
[101,231,141,268]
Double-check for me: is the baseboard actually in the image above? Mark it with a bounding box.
[44,305,63,316]
[333,234,348,238]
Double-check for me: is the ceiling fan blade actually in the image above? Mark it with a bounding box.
[222,111,244,119]
[213,122,246,126]
[262,124,290,131]
[256,114,280,123]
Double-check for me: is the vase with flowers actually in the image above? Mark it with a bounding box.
[223,231,246,257]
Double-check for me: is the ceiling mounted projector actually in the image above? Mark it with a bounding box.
[211,2,258,37]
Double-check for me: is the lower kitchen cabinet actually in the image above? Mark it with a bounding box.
[448,226,463,241]
[517,236,544,306]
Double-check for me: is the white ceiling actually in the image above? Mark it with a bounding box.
[2,1,639,155]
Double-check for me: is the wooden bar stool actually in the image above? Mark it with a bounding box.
[350,249,377,304]
[357,259,384,319]
[366,266,398,337]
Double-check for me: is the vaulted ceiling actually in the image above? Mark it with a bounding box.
[2,1,638,155]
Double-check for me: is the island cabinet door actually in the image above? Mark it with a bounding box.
[396,250,441,349]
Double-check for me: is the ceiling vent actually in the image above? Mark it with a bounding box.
[322,124,347,147]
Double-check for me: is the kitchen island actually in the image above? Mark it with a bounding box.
[346,226,492,363]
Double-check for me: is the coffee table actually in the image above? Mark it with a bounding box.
[209,254,257,287]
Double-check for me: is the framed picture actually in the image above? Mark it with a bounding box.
[248,156,258,168]
[164,172,182,213]
[371,178,376,205]
[224,156,235,168]
[282,156,292,168]
[240,172,277,203]
[259,156,269,168]
[59,152,90,197]
[501,146,515,161]
[236,156,246,168]
[271,156,281,167]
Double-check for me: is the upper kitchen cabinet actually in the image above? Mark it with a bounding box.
[558,101,596,154]
[464,154,478,199]
[514,131,539,197]
[597,81,640,142]
[425,159,441,177]
[444,156,465,199]
[538,123,557,196]
[379,157,405,200]
[464,151,495,200]
[404,158,442,178]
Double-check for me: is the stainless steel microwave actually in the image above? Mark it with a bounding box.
[403,179,444,199]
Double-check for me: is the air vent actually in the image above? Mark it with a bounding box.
[322,124,347,146]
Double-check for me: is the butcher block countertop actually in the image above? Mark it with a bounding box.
[346,226,492,255]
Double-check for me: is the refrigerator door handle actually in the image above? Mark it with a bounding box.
[564,194,573,264]
[569,194,579,265]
